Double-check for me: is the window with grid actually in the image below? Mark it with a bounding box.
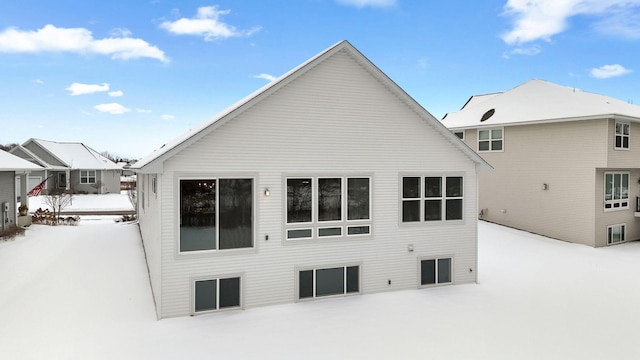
[615,122,630,149]
[604,172,629,210]
[478,128,503,151]
[402,176,463,222]
[80,170,96,184]
[286,176,371,240]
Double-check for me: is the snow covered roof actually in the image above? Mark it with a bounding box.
[0,150,44,172]
[133,40,490,173]
[24,139,121,170]
[442,79,640,129]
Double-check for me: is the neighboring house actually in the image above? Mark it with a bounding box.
[132,40,491,319]
[9,139,122,194]
[442,78,640,247]
[0,150,42,233]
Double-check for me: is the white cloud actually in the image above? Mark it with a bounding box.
[108,90,124,97]
[33,79,44,84]
[336,0,396,7]
[66,82,109,96]
[161,114,175,120]
[0,24,168,62]
[94,102,131,114]
[501,0,640,45]
[504,45,542,58]
[253,73,276,81]
[160,6,261,41]
[136,108,152,113]
[590,64,633,79]
[109,28,132,38]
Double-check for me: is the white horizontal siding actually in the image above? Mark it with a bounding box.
[148,49,480,318]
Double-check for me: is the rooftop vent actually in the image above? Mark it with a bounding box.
[480,109,495,122]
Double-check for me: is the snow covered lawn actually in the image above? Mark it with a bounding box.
[2,220,640,359]
[27,193,134,212]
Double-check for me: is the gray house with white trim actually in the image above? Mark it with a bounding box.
[443,79,640,247]
[0,150,42,233]
[10,139,122,194]
[133,41,491,319]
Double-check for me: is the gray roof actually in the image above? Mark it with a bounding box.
[442,79,640,129]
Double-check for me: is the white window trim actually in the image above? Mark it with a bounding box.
[477,127,504,152]
[284,175,372,241]
[80,170,96,184]
[604,171,630,211]
[400,174,465,225]
[614,121,630,150]
[418,256,454,288]
[191,273,243,315]
[607,224,626,245]
[176,174,257,256]
[296,263,361,301]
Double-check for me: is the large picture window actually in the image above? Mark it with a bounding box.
[402,176,463,223]
[180,178,253,252]
[478,128,503,151]
[286,176,371,240]
[420,258,452,286]
[604,172,629,210]
[80,170,96,184]
[194,277,241,313]
[299,266,359,299]
[615,121,630,149]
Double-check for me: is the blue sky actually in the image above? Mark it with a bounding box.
[1,0,640,158]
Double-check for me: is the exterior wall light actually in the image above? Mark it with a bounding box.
[264,188,270,196]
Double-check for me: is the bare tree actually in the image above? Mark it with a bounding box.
[0,143,19,152]
[41,188,73,224]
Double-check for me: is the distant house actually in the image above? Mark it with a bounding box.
[132,41,491,319]
[0,150,42,233]
[442,79,640,247]
[9,139,122,194]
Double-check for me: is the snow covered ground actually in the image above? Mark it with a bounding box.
[2,215,640,359]
[27,193,134,212]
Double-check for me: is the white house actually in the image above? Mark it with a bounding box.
[0,150,43,233]
[10,139,122,194]
[132,41,491,319]
[442,79,640,247]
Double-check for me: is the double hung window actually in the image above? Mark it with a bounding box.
[402,176,463,222]
[286,177,371,240]
[478,128,503,151]
[420,258,452,286]
[615,122,630,149]
[80,170,96,184]
[604,172,629,210]
[298,266,360,299]
[194,277,241,313]
[179,178,253,252]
